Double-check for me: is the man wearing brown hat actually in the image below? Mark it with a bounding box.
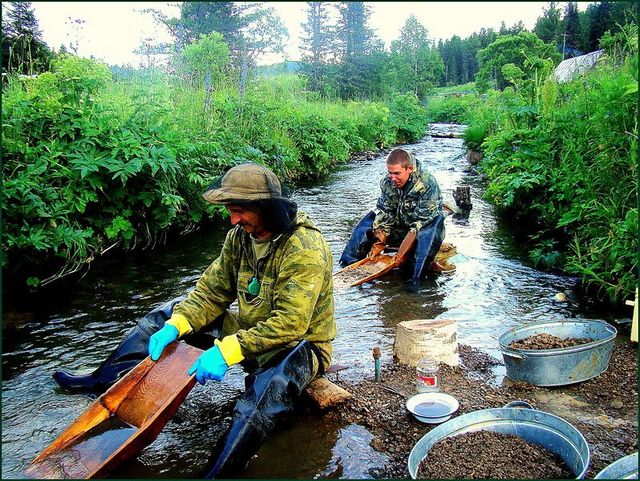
[53,163,336,478]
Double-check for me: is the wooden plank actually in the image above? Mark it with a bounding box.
[304,377,352,410]
[26,342,202,479]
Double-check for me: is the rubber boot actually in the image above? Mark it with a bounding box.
[339,211,376,267]
[205,340,319,478]
[411,215,446,290]
[52,296,185,393]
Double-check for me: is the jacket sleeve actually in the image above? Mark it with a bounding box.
[171,229,238,332]
[236,238,327,355]
[408,174,442,232]
[372,178,396,236]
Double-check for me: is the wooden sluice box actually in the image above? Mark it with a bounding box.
[26,342,202,479]
[334,242,458,287]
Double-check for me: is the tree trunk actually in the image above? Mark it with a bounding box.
[453,185,472,210]
[393,319,459,367]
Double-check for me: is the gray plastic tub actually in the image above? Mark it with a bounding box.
[595,452,638,479]
[408,402,590,479]
[498,320,617,386]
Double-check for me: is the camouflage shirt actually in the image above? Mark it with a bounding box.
[172,211,336,370]
[373,158,443,237]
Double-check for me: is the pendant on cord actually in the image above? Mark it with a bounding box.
[247,276,261,296]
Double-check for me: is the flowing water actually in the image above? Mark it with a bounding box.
[2,124,626,479]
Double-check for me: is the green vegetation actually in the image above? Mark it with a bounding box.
[2,1,637,306]
[424,26,638,303]
[462,123,488,152]
[475,32,561,92]
[2,55,428,287]
[424,93,479,123]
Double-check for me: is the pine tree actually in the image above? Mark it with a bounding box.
[477,28,498,49]
[449,35,464,84]
[334,1,377,99]
[335,2,375,61]
[585,1,611,52]
[562,2,583,57]
[299,2,335,92]
[534,2,562,46]
[2,1,53,74]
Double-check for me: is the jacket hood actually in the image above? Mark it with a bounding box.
[292,210,320,232]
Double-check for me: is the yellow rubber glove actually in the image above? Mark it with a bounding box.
[165,313,193,337]
[215,335,245,365]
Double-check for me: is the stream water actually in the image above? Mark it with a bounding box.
[1,124,626,479]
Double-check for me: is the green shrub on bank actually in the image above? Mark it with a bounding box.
[474,31,638,303]
[2,56,216,286]
[2,60,429,288]
[423,93,479,123]
[462,123,488,151]
[387,92,430,143]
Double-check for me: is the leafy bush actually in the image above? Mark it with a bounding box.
[463,123,488,151]
[424,94,479,123]
[177,32,230,88]
[475,32,560,92]
[2,59,436,288]
[284,110,350,177]
[387,92,429,142]
[2,58,205,286]
[477,43,638,303]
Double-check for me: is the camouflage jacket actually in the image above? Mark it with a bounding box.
[172,211,336,370]
[373,158,443,237]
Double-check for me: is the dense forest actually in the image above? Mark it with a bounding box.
[2,1,637,305]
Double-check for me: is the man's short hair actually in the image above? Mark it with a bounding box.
[386,148,412,168]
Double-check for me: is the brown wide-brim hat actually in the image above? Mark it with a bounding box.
[202,163,283,205]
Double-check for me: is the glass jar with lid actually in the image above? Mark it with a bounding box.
[416,356,439,393]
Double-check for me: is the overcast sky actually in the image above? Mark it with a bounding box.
[24,2,589,66]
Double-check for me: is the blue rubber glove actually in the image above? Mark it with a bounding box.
[148,324,179,361]
[188,345,229,385]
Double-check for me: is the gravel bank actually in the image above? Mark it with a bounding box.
[320,342,638,479]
